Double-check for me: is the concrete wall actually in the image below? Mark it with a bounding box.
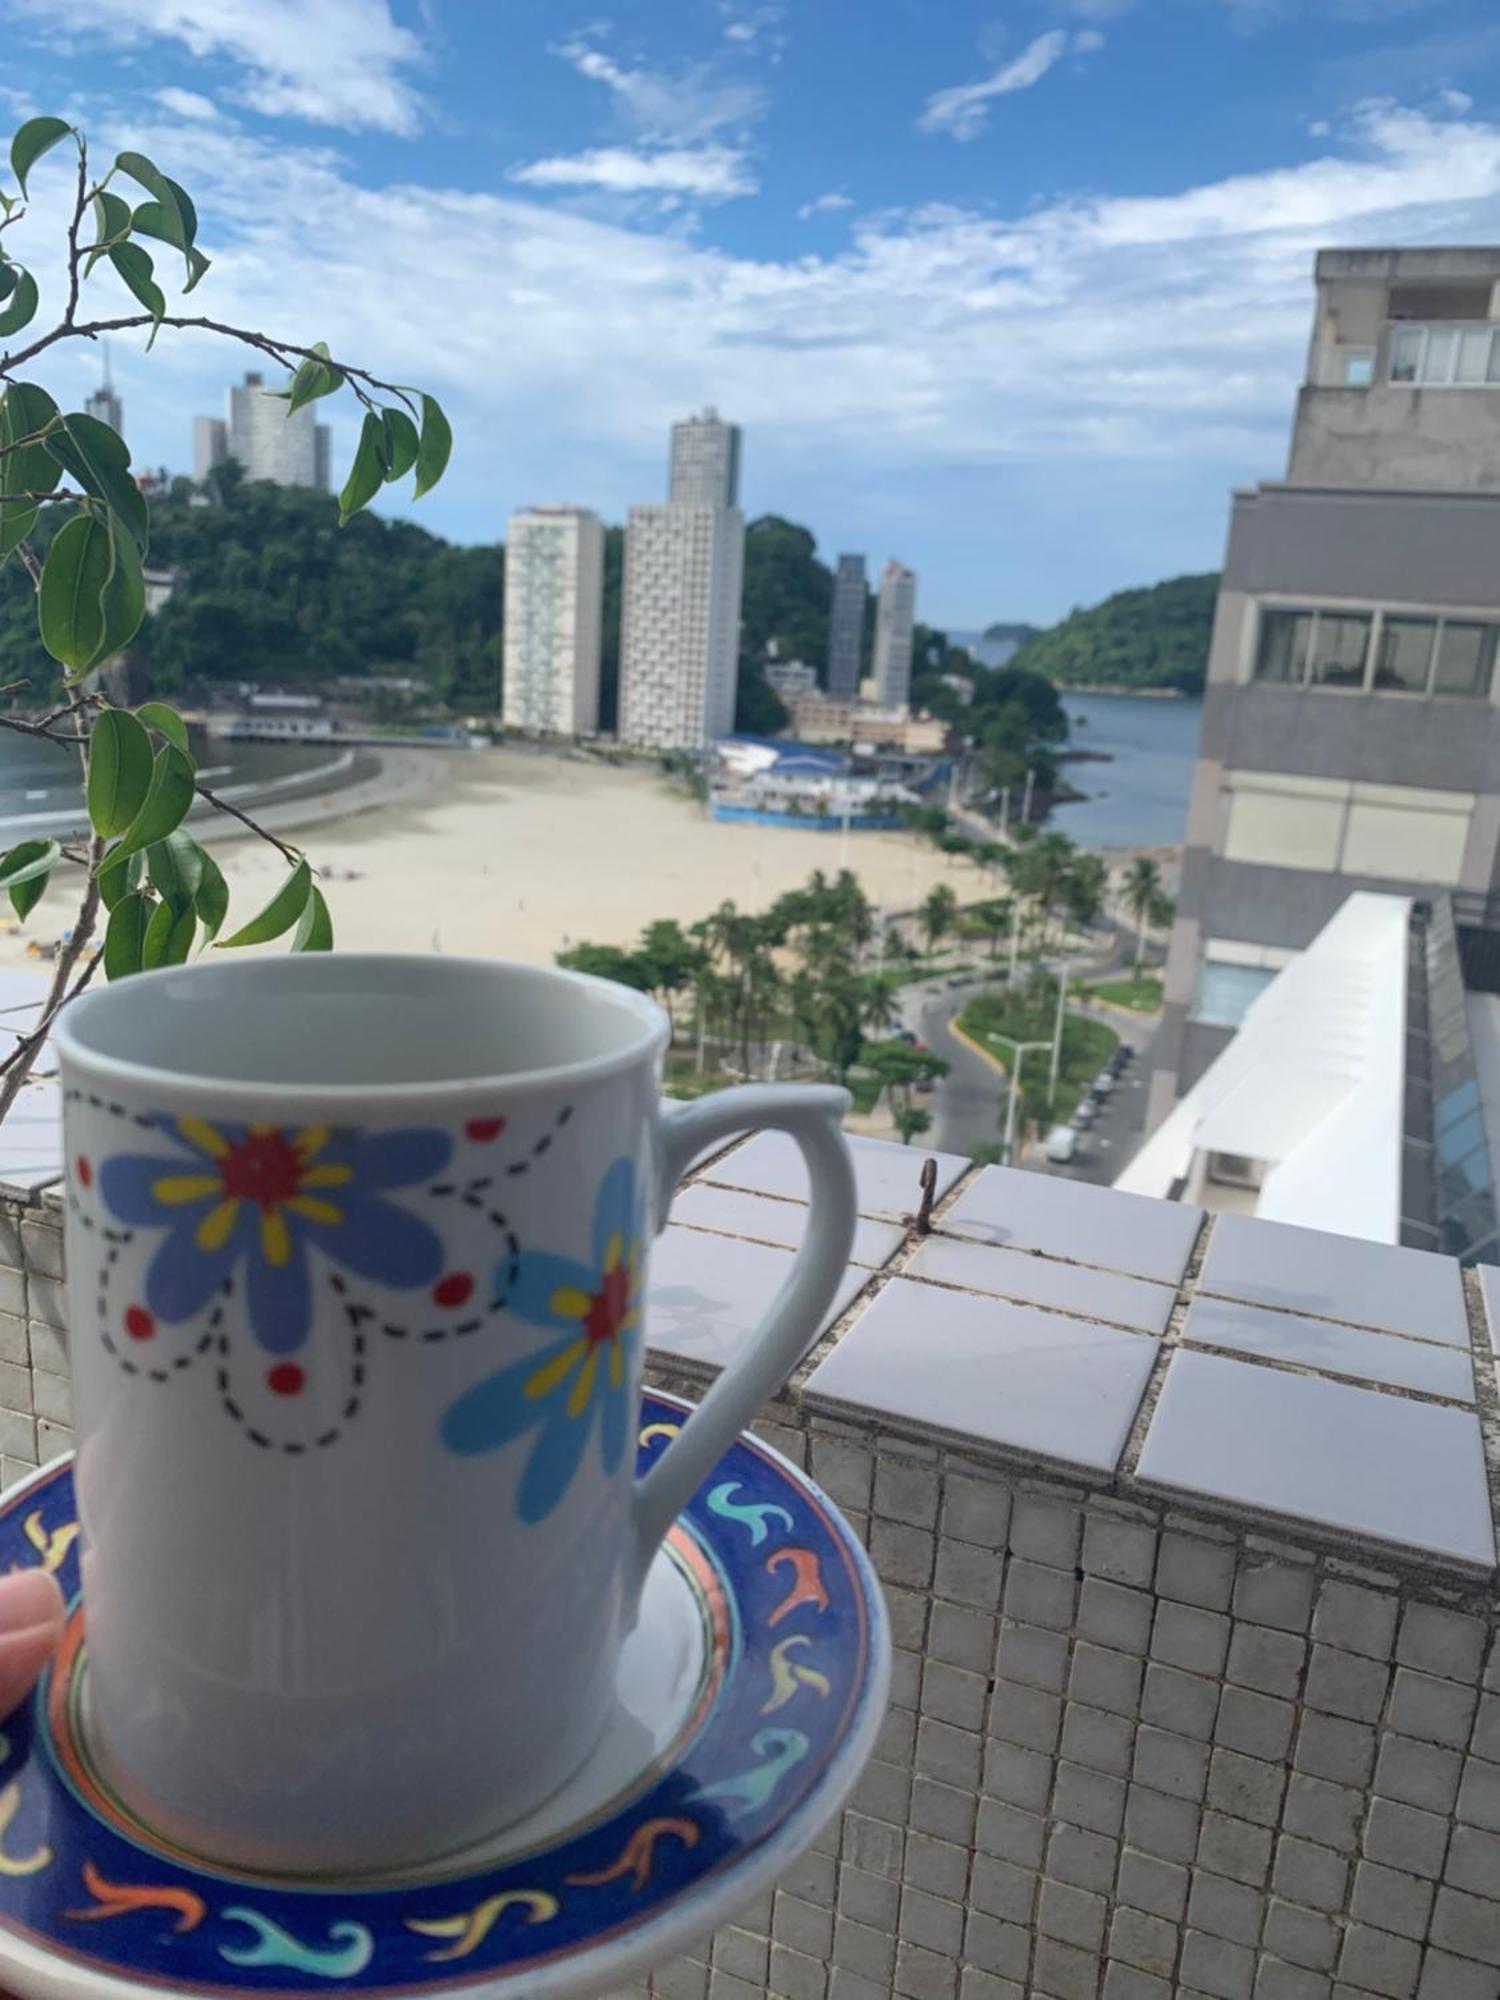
[1288,391,1500,492]
[1223,486,1500,612]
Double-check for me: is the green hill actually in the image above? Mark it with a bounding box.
[1009,572,1220,693]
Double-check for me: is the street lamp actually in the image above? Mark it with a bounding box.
[985,1034,1053,1165]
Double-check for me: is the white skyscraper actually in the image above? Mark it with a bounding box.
[192,372,331,491]
[874,559,918,709]
[619,410,746,754]
[669,408,741,508]
[502,506,605,737]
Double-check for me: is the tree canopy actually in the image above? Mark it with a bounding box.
[1006,572,1219,693]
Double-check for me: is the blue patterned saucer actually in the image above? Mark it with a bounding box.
[0,1390,887,2000]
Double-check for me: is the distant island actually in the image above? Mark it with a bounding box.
[982,621,1042,646]
[1003,572,1219,694]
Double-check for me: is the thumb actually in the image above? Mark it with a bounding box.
[0,1570,64,1720]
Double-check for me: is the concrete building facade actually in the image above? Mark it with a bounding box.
[84,385,122,436]
[827,554,867,698]
[192,373,331,492]
[873,559,917,708]
[618,502,745,753]
[1150,248,1500,1159]
[501,506,604,737]
[668,408,741,509]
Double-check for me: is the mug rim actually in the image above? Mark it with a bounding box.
[52,953,671,1112]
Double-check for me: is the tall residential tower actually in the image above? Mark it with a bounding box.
[619,412,746,753]
[502,506,605,737]
[192,372,331,491]
[873,560,917,708]
[827,555,866,698]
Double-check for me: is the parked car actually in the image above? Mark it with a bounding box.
[1045,1125,1078,1164]
[892,1027,917,1044]
[1072,1101,1096,1130]
[914,1075,936,1094]
[1092,1070,1116,1096]
[1116,1042,1135,1064]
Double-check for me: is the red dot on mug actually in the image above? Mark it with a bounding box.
[124,1306,154,1342]
[76,1156,93,1188]
[434,1272,474,1308]
[267,1363,305,1397]
[465,1117,506,1143]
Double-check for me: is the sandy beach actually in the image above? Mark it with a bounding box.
[0,745,1007,971]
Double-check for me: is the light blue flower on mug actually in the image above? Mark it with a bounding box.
[98,1119,452,1353]
[442,1156,642,1523]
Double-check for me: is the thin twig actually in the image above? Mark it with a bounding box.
[0,832,104,1118]
[62,139,87,329]
[193,780,301,864]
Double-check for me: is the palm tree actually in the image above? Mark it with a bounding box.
[920,883,959,959]
[1121,856,1163,976]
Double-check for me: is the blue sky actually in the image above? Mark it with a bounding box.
[7,0,1500,627]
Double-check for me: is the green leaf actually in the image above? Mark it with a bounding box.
[292,884,333,953]
[0,501,35,567]
[110,744,195,862]
[287,341,343,416]
[86,511,146,674]
[115,154,193,245]
[84,189,132,275]
[87,708,154,837]
[338,412,387,526]
[0,383,52,567]
[38,513,112,671]
[380,407,419,483]
[413,393,452,500]
[135,700,190,755]
[108,242,165,347]
[97,846,143,912]
[103,892,151,979]
[194,848,229,940]
[183,245,210,294]
[147,829,204,913]
[44,412,149,553]
[0,839,60,922]
[0,265,15,304]
[141,896,195,969]
[0,268,38,338]
[217,858,312,948]
[10,118,72,199]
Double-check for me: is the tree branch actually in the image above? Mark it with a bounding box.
[0,832,104,1121]
[2,314,418,415]
[62,139,88,329]
[192,780,301,864]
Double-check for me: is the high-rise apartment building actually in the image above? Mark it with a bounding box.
[668,408,741,508]
[827,554,867,697]
[502,506,605,737]
[85,384,123,435]
[873,560,917,708]
[1150,249,1500,1157]
[619,411,746,754]
[192,372,331,492]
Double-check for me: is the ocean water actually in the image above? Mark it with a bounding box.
[1049,691,1204,851]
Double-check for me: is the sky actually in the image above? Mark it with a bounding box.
[6,1,1500,628]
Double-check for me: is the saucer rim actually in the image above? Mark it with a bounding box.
[0,1401,891,2000]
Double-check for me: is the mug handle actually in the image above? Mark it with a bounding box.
[626,1083,858,1606]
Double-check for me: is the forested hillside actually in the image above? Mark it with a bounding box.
[1007,573,1219,693]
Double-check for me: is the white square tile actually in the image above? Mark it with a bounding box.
[644,1224,872,1373]
[1199,1212,1466,1346]
[669,1182,903,1269]
[702,1129,968,1220]
[942,1165,1202,1284]
[803,1276,1158,1475]
[907,1234,1175,1335]
[1137,1350,1495,1568]
[1182,1294,1474,1403]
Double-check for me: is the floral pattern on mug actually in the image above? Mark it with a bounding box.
[441,1156,643,1522]
[98,1119,452,1353]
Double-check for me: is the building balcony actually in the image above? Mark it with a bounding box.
[4,1024,1500,1998]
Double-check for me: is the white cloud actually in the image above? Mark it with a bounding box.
[917,31,1100,141]
[511,146,756,200]
[719,4,785,57]
[798,191,855,220]
[26,98,1500,617]
[551,32,766,146]
[1442,88,1475,114]
[152,85,223,122]
[9,0,426,134]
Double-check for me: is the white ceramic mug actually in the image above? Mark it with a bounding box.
[54,955,858,1873]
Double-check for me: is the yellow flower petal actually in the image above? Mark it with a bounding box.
[260,1208,292,1268]
[294,1125,330,1161]
[604,1231,623,1273]
[151,1174,222,1206]
[195,1198,239,1252]
[299,1162,353,1188]
[287,1195,343,1226]
[609,1338,624,1389]
[567,1345,600,1419]
[526,1339,586,1401]
[549,1286,592,1321]
[175,1118,228,1160]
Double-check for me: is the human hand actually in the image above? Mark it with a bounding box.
[0,1570,64,1718]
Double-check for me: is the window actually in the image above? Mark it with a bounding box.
[1192,959,1277,1027]
[1388,321,1500,387]
[1340,347,1375,386]
[1306,613,1371,687]
[1373,617,1436,692]
[1254,605,1499,698]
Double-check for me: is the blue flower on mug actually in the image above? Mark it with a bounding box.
[441,1156,643,1522]
[98,1119,452,1353]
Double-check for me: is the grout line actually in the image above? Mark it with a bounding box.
[1459,1263,1500,1566]
[1117,1204,1215,1480]
[1192,1278,1474,1354]
[1176,1334,1476,1410]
